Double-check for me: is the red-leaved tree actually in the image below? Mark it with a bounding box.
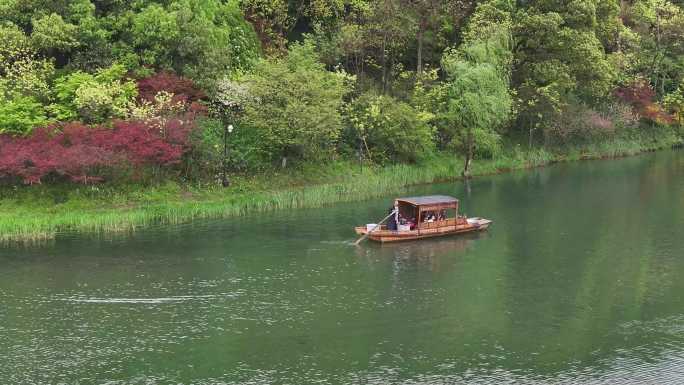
[0,70,208,185]
[615,80,673,125]
[137,71,205,104]
[0,118,195,184]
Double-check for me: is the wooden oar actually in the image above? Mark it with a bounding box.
[354,210,396,245]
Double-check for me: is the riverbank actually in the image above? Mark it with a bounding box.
[0,133,681,243]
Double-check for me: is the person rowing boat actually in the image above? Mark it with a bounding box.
[354,195,492,243]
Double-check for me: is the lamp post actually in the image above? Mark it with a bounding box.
[222,124,234,187]
[358,135,363,172]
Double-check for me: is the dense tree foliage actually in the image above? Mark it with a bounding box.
[0,0,259,83]
[238,41,352,167]
[439,0,513,174]
[345,92,435,163]
[0,0,682,185]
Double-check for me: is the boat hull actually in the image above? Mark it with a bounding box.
[355,217,492,243]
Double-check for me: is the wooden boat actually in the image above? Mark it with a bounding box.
[355,195,492,243]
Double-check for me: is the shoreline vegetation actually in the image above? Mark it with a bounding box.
[1,134,680,244]
[3,1,684,244]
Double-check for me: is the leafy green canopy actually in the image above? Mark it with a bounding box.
[239,41,352,166]
[442,33,513,160]
[512,0,617,138]
[0,0,260,88]
[626,0,684,95]
[0,0,261,135]
[346,92,435,163]
[410,0,514,167]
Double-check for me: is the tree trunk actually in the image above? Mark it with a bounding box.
[222,122,230,187]
[528,121,534,149]
[651,6,662,90]
[381,33,388,94]
[462,130,473,178]
[281,156,287,169]
[617,0,626,52]
[358,47,365,77]
[362,136,372,160]
[416,22,424,76]
[463,156,472,178]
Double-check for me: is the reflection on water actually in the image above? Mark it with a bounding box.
[355,234,480,270]
[0,149,683,384]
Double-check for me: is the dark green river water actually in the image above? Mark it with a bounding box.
[1,150,683,384]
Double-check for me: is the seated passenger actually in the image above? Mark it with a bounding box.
[424,211,435,222]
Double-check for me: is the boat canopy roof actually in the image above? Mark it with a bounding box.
[396,195,459,208]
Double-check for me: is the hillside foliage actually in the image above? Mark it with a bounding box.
[0,0,682,184]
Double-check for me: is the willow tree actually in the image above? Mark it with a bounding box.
[442,0,514,177]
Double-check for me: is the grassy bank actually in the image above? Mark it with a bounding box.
[1,133,681,243]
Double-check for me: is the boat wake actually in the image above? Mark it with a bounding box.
[320,240,358,246]
[54,294,234,304]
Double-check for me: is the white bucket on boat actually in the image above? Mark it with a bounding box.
[366,224,378,231]
[398,224,411,231]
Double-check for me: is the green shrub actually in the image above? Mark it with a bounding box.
[345,92,435,163]
[0,94,50,135]
[0,22,32,73]
[50,64,137,123]
[239,41,352,167]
